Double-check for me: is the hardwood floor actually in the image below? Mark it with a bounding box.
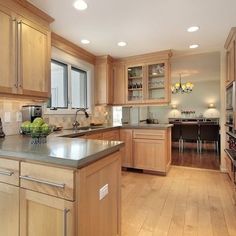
[121,167,236,236]
[171,142,220,170]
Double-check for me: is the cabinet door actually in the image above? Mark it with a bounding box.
[95,56,113,105]
[145,61,170,104]
[126,65,144,104]
[0,183,19,236]
[18,19,50,98]
[226,39,235,85]
[0,6,17,94]
[120,129,133,167]
[133,139,166,172]
[113,62,125,105]
[20,189,74,236]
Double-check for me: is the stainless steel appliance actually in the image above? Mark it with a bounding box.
[226,82,236,129]
[226,81,236,110]
[21,105,42,122]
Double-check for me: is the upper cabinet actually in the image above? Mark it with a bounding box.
[0,6,16,94]
[146,61,170,103]
[18,18,51,97]
[225,27,236,86]
[110,50,172,106]
[95,55,113,105]
[113,61,125,105]
[0,1,53,99]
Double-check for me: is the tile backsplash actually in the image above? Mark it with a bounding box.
[0,98,112,136]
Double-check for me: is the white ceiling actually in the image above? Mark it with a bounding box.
[29,0,236,58]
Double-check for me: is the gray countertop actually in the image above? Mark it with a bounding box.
[0,134,123,169]
[0,124,171,169]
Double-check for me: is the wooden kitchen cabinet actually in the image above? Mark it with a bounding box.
[77,151,121,236]
[86,132,103,140]
[125,60,171,104]
[0,1,52,99]
[119,128,171,174]
[0,182,19,236]
[120,129,133,167]
[0,6,16,95]
[225,28,236,85]
[95,55,113,105]
[113,62,125,105]
[103,129,120,141]
[133,139,166,172]
[18,18,50,98]
[20,189,75,236]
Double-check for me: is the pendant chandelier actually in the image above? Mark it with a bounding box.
[171,73,194,94]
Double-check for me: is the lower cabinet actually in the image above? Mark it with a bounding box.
[121,128,171,174]
[0,182,19,236]
[78,151,121,236]
[20,189,75,236]
[120,129,133,167]
[133,139,166,172]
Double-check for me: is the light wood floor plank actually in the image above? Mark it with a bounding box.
[121,167,236,236]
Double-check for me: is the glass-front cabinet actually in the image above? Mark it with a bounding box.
[146,61,169,103]
[127,65,144,103]
[125,60,170,104]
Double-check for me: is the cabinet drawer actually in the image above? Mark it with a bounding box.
[20,162,74,201]
[103,130,120,141]
[0,158,19,186]
[86,132,103,140]
[133,129,165,140]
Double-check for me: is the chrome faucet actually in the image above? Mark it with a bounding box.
[72,108,89,130]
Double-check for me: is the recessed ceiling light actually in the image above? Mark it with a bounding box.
[118,41,127,47]
[74,0,88,11]
[187,26,200,32]
[189,44,199,49]
[81,39,90,44]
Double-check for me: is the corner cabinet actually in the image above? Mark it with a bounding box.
[0,2,52,99]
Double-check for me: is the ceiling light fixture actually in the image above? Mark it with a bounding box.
[74,0,88,11]
[81,39,90,44]
[118,41,127,47]
[171,74,194,94]
[187,26,199,32]
[189,44,199,49]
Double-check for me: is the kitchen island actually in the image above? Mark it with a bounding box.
[0,133,124,236]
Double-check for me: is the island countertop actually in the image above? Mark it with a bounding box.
[0,134,124,169]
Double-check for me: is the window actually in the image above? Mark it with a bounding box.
[49,60,88,110]
[51,60,68,108]
[71,67,87,109]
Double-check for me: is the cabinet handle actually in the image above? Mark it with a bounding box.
[63,208,70,236]
[0,170,14,176]
[19,175,65,188]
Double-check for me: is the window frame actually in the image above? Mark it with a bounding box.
[50,59,69,109]
[45,58,91,115]
[71,66,88,109]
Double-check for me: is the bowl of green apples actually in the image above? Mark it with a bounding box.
[20,118,52,144]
